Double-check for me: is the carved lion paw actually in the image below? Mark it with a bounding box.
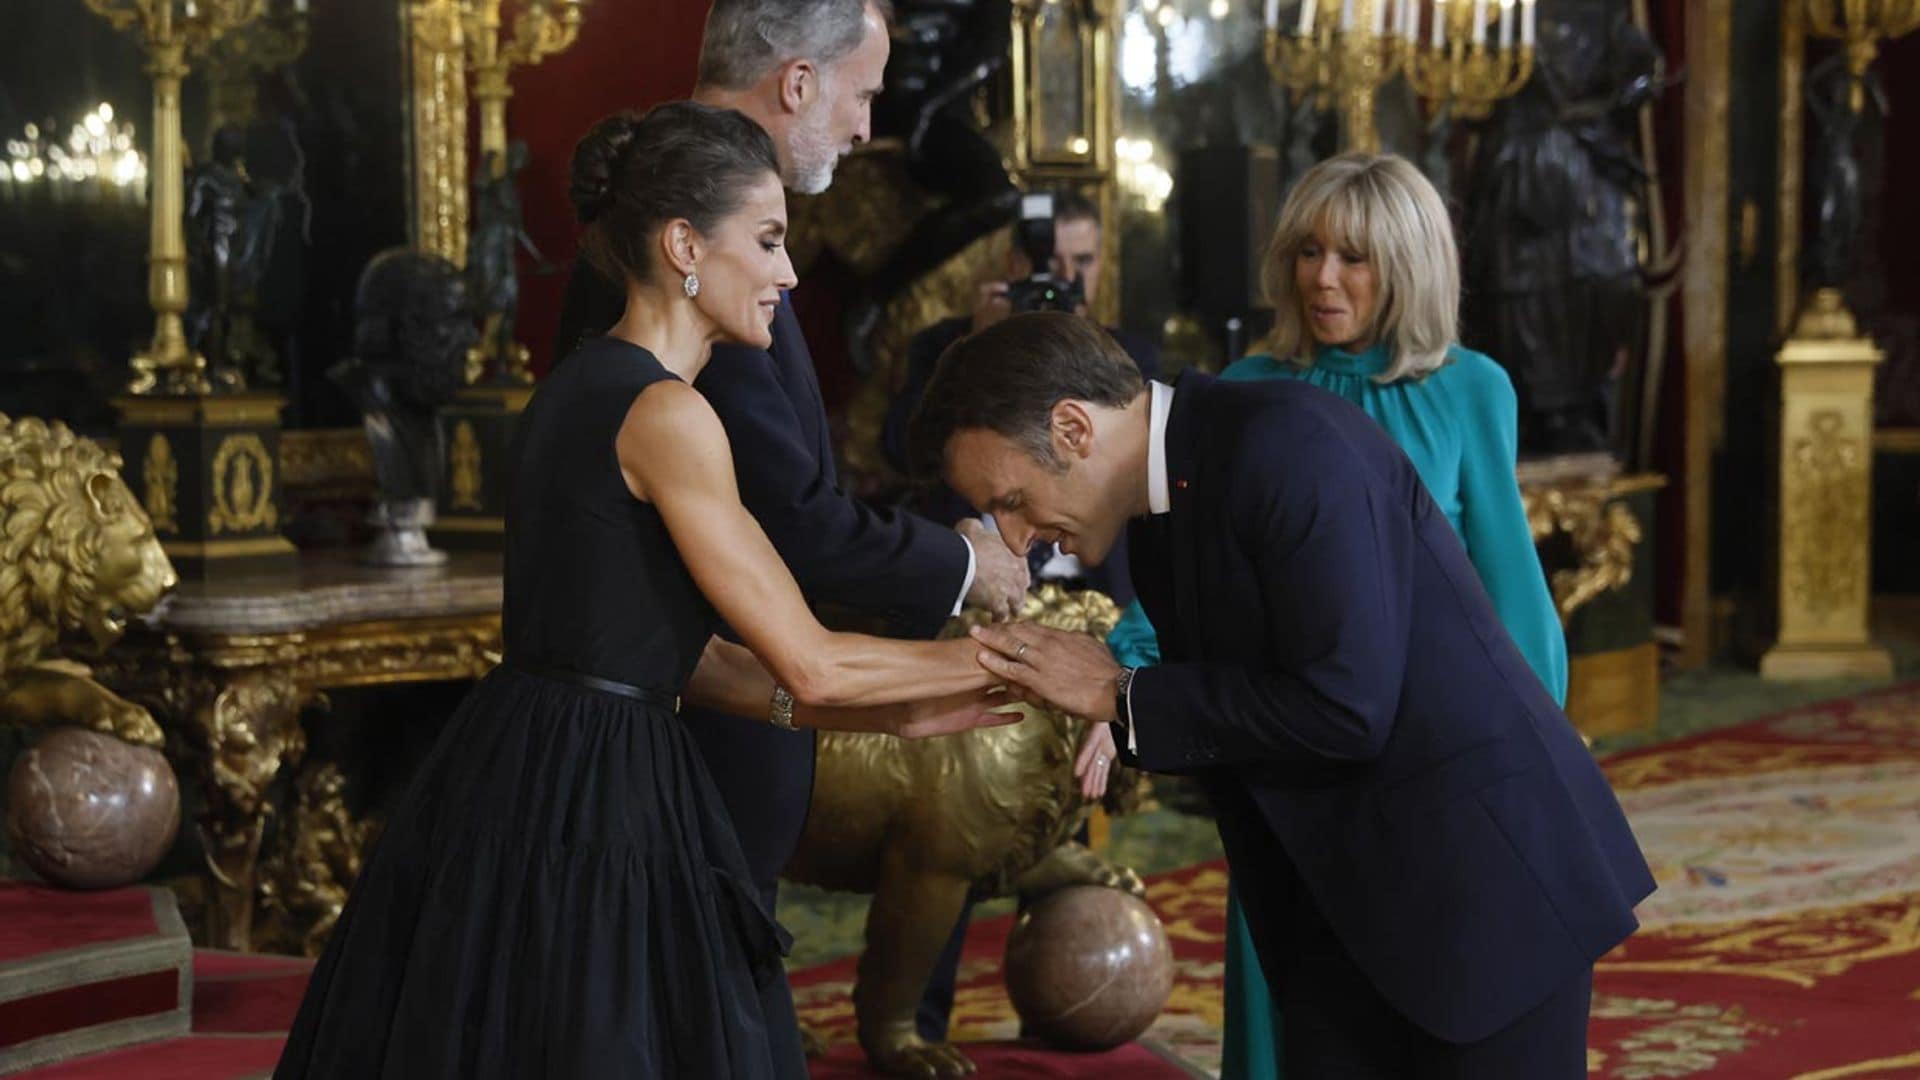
[1097,863,1146,898]
[0,662,164,747]
[867,1034,978,1078]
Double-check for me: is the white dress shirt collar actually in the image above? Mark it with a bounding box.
[1147,380,1174,516]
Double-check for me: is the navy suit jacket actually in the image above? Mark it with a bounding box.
[1119,372,1654,1044]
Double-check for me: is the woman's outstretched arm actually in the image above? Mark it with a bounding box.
[617,379,997,709]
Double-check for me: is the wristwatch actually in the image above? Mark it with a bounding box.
[1113,667,1137,729]
[770,686,798,731]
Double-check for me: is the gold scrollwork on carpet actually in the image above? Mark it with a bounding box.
[208,433,278,535]
[143,433,179,533]
[449,420,484,510]
[1602,741,1915,793]
[1143,864,1230,947]
[1600,899,1920,989]
[1783,409,1867,620]
[1794,1050,1920,1079]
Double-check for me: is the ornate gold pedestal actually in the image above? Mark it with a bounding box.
[432,385,529,549]
[1761,289,1894,681]
[114,394,298,579]
[94,552,502,951]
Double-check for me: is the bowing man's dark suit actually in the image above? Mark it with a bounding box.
[556,267,974,1049]
[1118,372,1653,1075]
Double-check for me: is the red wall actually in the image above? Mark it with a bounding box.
[508,2,711,376]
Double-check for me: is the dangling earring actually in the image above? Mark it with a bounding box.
[682,272,701,299]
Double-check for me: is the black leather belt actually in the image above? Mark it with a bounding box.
[505,660,679,710]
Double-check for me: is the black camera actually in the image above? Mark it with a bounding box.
[1004,192,1085,315]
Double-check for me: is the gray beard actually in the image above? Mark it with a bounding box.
[785,110,840,196]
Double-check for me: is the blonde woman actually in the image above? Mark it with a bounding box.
[1105,152,1566,1079]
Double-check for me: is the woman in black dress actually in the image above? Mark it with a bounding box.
[276,103,1011,1079]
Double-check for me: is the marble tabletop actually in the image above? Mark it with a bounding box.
[143,551,502,637]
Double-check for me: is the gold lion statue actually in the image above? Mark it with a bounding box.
[785,586,1146,1078]
[0,414,178,746]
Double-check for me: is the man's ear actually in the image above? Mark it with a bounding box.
[1051,400,1096,461]
[778,59,818,114]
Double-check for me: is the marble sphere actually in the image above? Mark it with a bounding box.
[1004,884,1174,1050]
[6,728,180,889]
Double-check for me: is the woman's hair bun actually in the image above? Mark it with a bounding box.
[568,111,642,225]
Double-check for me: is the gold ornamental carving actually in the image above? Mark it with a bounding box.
[1783,409,1866,621]
[90,612,500,949]
[0,414,176,747]
[279,427,375,496]
[208,433,278,535]
[449,419,484,510]
[409,0,470,267]
[143,432,180,534]
[258,760,380,957]
[1522,474,1659,624]
[204,0,309,131]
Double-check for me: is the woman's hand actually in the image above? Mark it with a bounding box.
[1074,722,1117,799]
[892,686,1024,739]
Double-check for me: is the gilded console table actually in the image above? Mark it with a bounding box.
[95,552,502,951]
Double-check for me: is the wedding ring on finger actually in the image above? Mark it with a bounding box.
[1015,642,1030,661]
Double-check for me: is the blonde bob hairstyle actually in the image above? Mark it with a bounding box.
[1260,152,1459,383]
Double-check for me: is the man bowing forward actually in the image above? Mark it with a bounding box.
[910,312,1653,1078]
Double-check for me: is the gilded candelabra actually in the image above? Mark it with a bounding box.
[463,0,583,384]
[1264,0,1535,151]
[84,0,266,395]
[1264,0,1405,153]
[205,0,310,132]
[1806,0,1920,112]
[1403,0,1535,118]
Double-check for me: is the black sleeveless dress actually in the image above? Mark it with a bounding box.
[276,339,802,1078]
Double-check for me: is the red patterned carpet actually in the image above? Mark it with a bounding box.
[1590,681,1920,1078]
[794,682,1920,1079]
[15,683,1920,1077]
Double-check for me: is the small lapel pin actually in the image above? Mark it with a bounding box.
[1175,478,1191,490]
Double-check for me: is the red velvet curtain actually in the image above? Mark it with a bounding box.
[508,3,712,377]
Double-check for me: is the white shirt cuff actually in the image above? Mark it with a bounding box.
[1124,675,1139,754]
[950,533,977,617]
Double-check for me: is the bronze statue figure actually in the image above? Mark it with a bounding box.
[331,248,477,566]
[1461,0,1664,457]
[468,141,546,383]
[186,124,303,390]
[1805,52,1886,292]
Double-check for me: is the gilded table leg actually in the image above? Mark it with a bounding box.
[185,668,307,951]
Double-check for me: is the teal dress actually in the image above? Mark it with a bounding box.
[1107,341,1568,1079]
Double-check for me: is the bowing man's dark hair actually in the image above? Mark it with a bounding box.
[567,101,781,287]
[908,312,1143,480]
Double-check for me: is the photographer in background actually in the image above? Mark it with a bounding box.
[880,189,1159,608]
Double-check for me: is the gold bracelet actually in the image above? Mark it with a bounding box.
[769,686,798,730]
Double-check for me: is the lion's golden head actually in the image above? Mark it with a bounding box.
[0,414,177,677]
